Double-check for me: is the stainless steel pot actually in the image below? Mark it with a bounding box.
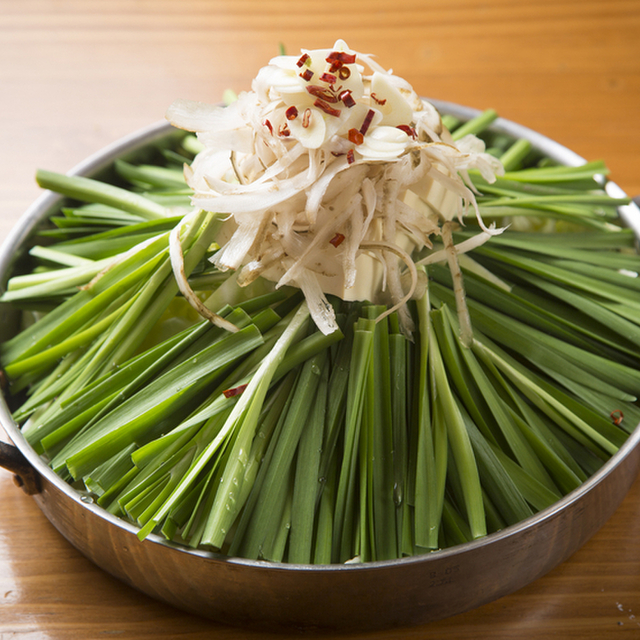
[1,102,639,633]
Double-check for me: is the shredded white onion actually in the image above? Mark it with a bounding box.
[169,213,240,333]
[166,40,505,335]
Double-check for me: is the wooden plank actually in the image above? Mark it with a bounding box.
[0,1,639,636]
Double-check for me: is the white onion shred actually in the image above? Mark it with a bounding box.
[166,40,505,336]
[169,212,240,333]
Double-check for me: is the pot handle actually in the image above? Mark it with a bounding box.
[0,441,41,495]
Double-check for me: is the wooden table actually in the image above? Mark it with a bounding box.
[1,1,639,637]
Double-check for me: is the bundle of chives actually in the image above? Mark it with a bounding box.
[1,111,637,564]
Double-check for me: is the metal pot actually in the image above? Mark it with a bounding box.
[1,102,639,633]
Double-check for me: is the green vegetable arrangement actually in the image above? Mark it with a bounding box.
[1,42,638,564]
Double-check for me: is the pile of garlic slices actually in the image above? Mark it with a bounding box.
[166,40,504,335]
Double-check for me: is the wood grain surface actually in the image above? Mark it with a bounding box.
[1,1,639,637]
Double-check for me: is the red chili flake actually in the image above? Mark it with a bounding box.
[0,369,7,391]
[396,124,417,138]
[339,89,356,108]
[314,98,341,117]
[326,51,356,65]
[285,105,299,120]
[337,66,351,80]
[223,384,248,399]
[302,108,312,128]
[371,92,386,106]
[329,59,343,73]
[359,109,375,135]
[299,68,314,82]
[296,53,310,68]
[346,148,355,164]
[610,409,624,425]
[329,233,346,247]
[320,72,337,85]
[348,128,364,145]
[278,122,291,137]
[306,84,339,103]
[263,119,273,134]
